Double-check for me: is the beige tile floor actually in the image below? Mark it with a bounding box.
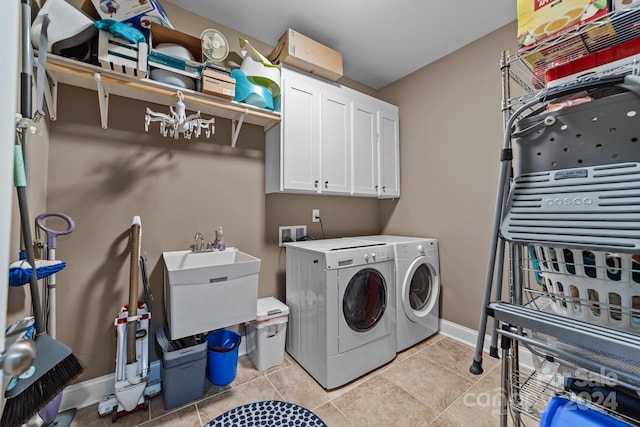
[70,334,534,426]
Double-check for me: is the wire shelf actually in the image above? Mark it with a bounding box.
[508,359,640,425]
[508,5,640,98]
[510,360,562,420]
[493,9,640,425]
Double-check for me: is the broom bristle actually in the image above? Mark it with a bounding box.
[1,353,83,427]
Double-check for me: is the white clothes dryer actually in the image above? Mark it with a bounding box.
[284,238,396,389]
[359,235,440,352]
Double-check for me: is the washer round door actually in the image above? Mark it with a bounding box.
[338,261,393,353]
[402,257,439,323]
[343,268,387,332]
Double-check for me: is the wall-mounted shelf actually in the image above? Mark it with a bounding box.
[43,54,281,146]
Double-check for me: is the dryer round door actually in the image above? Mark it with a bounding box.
[402,257,439,323]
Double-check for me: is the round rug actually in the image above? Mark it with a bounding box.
[205,400,327,427]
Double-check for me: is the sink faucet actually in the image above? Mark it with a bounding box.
[192,232,206,252]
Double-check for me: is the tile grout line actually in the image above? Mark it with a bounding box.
[264,372,287,402]
[327,400,358,427]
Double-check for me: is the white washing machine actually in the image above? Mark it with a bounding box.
[359,235,440,352]
[284,238,396,389]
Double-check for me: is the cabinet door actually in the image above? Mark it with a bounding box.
[282,72,321,192]
[351,101,378,196]
[321,87,351,194]
[378,107,400,198]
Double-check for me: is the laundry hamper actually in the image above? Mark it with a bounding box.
[530,245,640,332]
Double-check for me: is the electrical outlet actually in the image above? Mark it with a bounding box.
[312,209,320,223]
[279,225,307,247]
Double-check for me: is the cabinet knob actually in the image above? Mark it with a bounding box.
[324,181,328,188]
[314,180,318,188]
[375,185,379,190]
[382,186,386,192]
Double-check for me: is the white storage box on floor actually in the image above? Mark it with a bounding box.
[245,297,289,371]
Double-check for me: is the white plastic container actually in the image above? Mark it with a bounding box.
[245,297,289,371]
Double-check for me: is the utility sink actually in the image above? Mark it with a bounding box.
[162,248,260,339]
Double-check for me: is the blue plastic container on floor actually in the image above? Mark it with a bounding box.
[206,329,241,386]
[540,397,629,427]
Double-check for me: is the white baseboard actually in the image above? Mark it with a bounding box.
[60,322,533,411]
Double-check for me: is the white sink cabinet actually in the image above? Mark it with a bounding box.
[162,248,260,339]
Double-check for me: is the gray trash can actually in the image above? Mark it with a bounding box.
[162,341,207,410]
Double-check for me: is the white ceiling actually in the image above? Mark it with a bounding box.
[165,0,517,89]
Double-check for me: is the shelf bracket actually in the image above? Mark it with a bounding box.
[231,109,249,148]
[43,70,57,121]
[94,73,109,129]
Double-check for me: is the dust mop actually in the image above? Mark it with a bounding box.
[98,216,156,422]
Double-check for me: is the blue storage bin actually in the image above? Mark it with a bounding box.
[540,397,630,427]
[205,329,241,386]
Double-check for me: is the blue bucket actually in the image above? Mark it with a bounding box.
[540,397,628,427]
[205,329,241,386]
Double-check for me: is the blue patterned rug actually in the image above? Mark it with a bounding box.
[205,400,327,427]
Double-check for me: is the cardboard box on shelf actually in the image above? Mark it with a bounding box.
[202,69,236,99]
[148,23,204,77]
[82,0,172,36]
[268,28,343,81]
[517,0,609,51]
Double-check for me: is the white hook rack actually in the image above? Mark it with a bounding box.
[145,91,215,140]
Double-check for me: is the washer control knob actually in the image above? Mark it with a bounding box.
[371,252,376,261]
[363,253,370,262]
[417,244,425,255]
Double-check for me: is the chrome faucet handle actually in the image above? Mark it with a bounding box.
[192,232,205,252]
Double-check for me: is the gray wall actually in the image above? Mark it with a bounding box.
[378,22,518,332]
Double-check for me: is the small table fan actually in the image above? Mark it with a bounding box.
[201,28,229,63]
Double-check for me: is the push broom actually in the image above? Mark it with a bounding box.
[1,145,84,427]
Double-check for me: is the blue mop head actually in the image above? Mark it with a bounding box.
[8,260,66,287]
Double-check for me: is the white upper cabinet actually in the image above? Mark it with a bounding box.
[266,66,399,198]
[377,105,400,198]
[266,66,349,195]
[351,92,400,198]
[280,69,322,192]
[321,86,351,194]
[351,100,378,196]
